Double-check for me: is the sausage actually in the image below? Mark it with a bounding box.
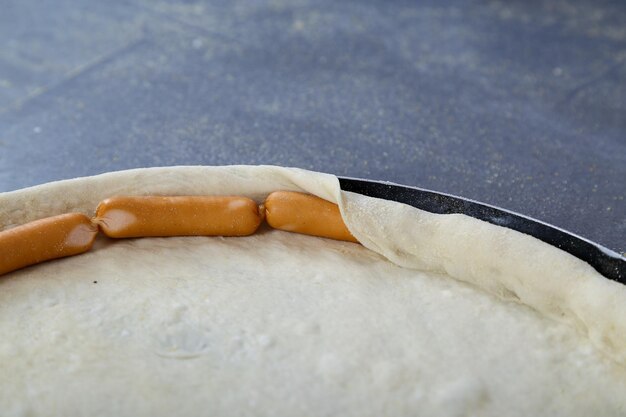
[0,213,98,276]
[264,191,358,243]
[94,196,262,238]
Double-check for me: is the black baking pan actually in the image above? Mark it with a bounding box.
[339,177,626,285]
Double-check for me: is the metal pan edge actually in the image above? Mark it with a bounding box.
[338,177,625,284]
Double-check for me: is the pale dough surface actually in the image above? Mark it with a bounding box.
[0,166,625,416]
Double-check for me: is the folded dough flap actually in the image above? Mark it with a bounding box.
[336,188,626,366]
[1,165,624,365]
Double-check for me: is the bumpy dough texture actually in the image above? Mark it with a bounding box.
[0,166,625,416]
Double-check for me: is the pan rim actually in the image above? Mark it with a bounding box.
[338,176,625,284]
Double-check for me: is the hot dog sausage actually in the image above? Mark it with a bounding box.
[0,213,98,276]
[264,191,358,243]
[94,196,262,238]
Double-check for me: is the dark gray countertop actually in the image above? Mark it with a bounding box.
[0,0,624,252]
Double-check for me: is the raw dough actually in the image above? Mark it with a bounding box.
[0,166,625,416]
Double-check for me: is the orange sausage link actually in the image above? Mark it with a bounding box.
[0,213,98,276]
[94,196,262,238]
[264,191,358,243]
